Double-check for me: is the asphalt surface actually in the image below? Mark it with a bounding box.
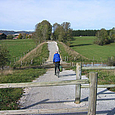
[19,41,115,115]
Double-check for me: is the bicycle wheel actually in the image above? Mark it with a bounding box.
[56,67,59,78]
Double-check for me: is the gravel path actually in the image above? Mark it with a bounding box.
[19,41,115,115]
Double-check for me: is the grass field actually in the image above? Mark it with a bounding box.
[0,39,36,62]
[70,36,115,62]
[0,39,49,110]
[69,36,115,91]
[0,68,46,110]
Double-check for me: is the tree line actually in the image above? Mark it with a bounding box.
[72,30,98,36]
[32,20,73,46]
[32,20,115,46]
[94,28,115,45]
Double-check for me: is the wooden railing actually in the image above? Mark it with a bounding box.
[0,62,115,115]
[76,62,115,115]
[0,78,90,114]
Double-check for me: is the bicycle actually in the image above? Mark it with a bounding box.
[56,66,60,78]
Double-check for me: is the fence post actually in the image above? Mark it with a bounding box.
[75,62,81,104]
[88,72,98,115]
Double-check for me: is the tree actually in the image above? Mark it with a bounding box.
[0,33,6,40]
[109,27,115,42]
[6,35,14,39]
[0,45,10,70]
[53,23,61,40]
[52,22,73,44]
[21,33,27,39]
[18,33,23,39]
[53,23,60,32]
[95,28,109,45]
[33,20,52,45]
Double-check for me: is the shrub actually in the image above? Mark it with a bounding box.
[107,57,115,66]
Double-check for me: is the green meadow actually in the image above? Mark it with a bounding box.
[70,36,115,61]
[0,39,36,62]
[69,36,115,91]
[0,39,49,110]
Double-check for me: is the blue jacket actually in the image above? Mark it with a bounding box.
[53,53,61,62]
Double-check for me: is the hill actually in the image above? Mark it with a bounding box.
[0,30,33,35]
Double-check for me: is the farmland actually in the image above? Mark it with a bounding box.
[0,39,36,62]
[70,36,115,62]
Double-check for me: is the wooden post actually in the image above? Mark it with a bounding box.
[91,62,94,66]
[21,61,22,66]
[75,62,81,104]
[31,59,33,65]
[65,56,66,61]
[67,56,68,61]
[88,72,98,115]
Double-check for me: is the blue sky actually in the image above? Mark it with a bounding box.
[0,0,115,31]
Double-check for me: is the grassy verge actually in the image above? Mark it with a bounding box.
[58,42,89,63]
[82,69,115,92]
[0,68,46,110]
[15,42,49,67]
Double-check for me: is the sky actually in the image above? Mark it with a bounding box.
[0,0,115,31]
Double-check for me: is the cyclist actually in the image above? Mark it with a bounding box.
[53,51,61,75]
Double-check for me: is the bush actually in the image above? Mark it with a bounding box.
[107,57,115,66]
[0,45,10,69]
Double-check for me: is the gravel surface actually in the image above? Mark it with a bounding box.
[19,41,115,115]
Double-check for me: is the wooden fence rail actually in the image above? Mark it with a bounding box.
[82,66,115,70]
[0,107,88,115]
[0,67,97,114]
[0,79,89,89]
[75,62,115,115]
[1,62,115,115]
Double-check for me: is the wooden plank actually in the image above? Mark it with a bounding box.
[43,63,71,68]
[75,62,81,104]
[0,79,89,89]
[82,66,115,70]
[81,84,115,88]
[0,107,88,114]
[0,109,38,114]
[88,72,98,115]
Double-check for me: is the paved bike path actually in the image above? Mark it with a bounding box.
[19,41,115,115]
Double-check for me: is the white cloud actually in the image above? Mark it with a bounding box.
[0,0,115,30]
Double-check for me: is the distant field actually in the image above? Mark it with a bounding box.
[70,36,115,61]
[0,39,36,62]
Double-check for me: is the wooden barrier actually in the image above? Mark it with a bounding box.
[0,70,95,114]
[0,79,88,88]
[81,84,115,88]
[75,62,81,104]
[1,62,115,115]
[0,107,88,115]
[82,66,115,70]
[76,63,115,115]
[88,72,98,115]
